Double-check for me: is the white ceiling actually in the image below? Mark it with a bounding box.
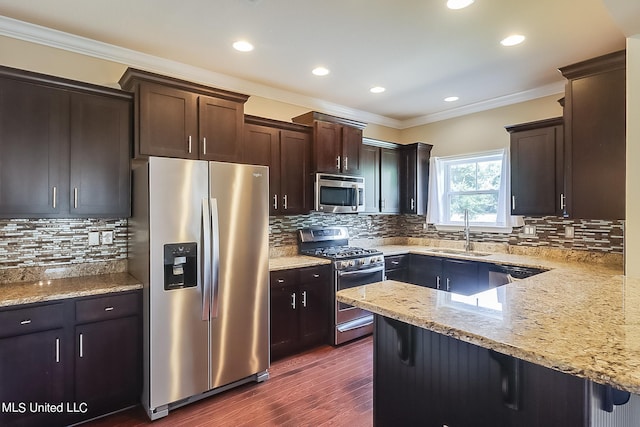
[0,0,633,128]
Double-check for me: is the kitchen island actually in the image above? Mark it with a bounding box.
[337,251,640,426]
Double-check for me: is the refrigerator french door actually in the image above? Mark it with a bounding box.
[130,157,269,420]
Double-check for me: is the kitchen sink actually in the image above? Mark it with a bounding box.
[426,248,491,257]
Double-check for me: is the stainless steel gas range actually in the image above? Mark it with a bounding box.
[299,226,384,345]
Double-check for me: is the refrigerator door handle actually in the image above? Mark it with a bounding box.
[210,198,221,319]
[202,198,212,321]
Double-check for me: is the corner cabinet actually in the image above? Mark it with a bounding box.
[506,117,564,216]
[0,66,132,218]
[243,116,313,215]
[399,142,433,215]
[559,50,626,220]
[292,111,366,175]
[119,68,249,163]
[0,290,142,426]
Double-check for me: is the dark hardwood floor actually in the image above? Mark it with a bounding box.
[86,336,373,427]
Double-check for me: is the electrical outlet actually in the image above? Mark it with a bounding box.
[565,226,575,239]
[101,231,114,245]
[88,232,100,246]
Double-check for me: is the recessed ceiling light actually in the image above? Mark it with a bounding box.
[447,0,474,10]
[444,96,459,102]
[370,86,386,94]
[312,67,330,76]
[232,40,254,52]
[500,34,525,47]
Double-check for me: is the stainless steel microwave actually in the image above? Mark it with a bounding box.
[315,173,365,213]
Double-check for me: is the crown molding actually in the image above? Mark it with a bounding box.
[0,15,562,130]
[398,82,566,129]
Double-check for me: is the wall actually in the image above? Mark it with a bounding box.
[400,95,564,156]
[625,35,640,276]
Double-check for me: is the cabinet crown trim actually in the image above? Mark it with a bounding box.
[119,67,249,103]
[292,111,367,129]
[558,50,626,79]
[505,117,563,133]
[0,65,132,100]
[245,114,312,132]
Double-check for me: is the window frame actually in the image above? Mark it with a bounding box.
[441,151,503,227]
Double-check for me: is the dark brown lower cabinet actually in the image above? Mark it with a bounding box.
[0,291,141,427]
[374,315,589,427]
[270,265,331,361]
[0,328,67,427]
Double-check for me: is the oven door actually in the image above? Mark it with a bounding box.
[336,265,384,323]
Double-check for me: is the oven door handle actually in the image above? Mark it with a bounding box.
[338,265,385,277]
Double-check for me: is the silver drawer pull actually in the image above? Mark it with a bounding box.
[277,279,285,283]
[313,274,320,278]
[20,319,32,325]
[391,261,400,265]
[104,306,114,311]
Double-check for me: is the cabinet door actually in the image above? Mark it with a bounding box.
[0,329,66,426]
[400,147,418,214]
[138,82,198,159]
[408,255,443,289]
[243,124,280,214]
[443,259,479,295]
[361,145,380,213]
[298,266,330,348]
[0,78,69,217]
[69,92,131,217]
[198,95,243,163]
[270,270,299,361]
[510,125,563,216]
[341,125,362,174]
[279,130,311,215]
[313,121,342,173]
[380,148,400,213]
[74,316,140,420]
[565,67,625,220]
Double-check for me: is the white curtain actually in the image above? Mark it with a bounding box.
[425,149,524,228]
[426,156,444,224]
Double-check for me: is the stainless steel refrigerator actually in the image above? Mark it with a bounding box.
[130,156,269,420]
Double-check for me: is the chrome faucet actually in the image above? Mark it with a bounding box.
[464,209,471,252]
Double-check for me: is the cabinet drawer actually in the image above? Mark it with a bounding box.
[0,303,64,338]
[385,255,408,270]
[299,265,330,284]
[270,269,298,288]
[76,292,140,323]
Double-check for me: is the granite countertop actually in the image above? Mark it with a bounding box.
[0,272,142,308]
[269,255,331,271]
[337,248,640,394]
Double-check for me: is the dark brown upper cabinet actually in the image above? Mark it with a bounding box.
[559,50,626,220]
[361,140,401,214]
[243,115,312,215]
[399,142,433,215]
[506,117,564,216]
[0,66,132,219]
[292,111,366,175]
[119,68,248,162]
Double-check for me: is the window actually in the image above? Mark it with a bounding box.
[426,149,522,231]
[443,153,502,225]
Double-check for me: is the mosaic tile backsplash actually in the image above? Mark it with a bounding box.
[270,213,624,254]
[0,212,623,282]
[0,218,128,281]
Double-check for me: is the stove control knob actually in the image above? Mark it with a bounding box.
[348,260,355,267]
[339,261,349,269]
[358,258,366,266]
